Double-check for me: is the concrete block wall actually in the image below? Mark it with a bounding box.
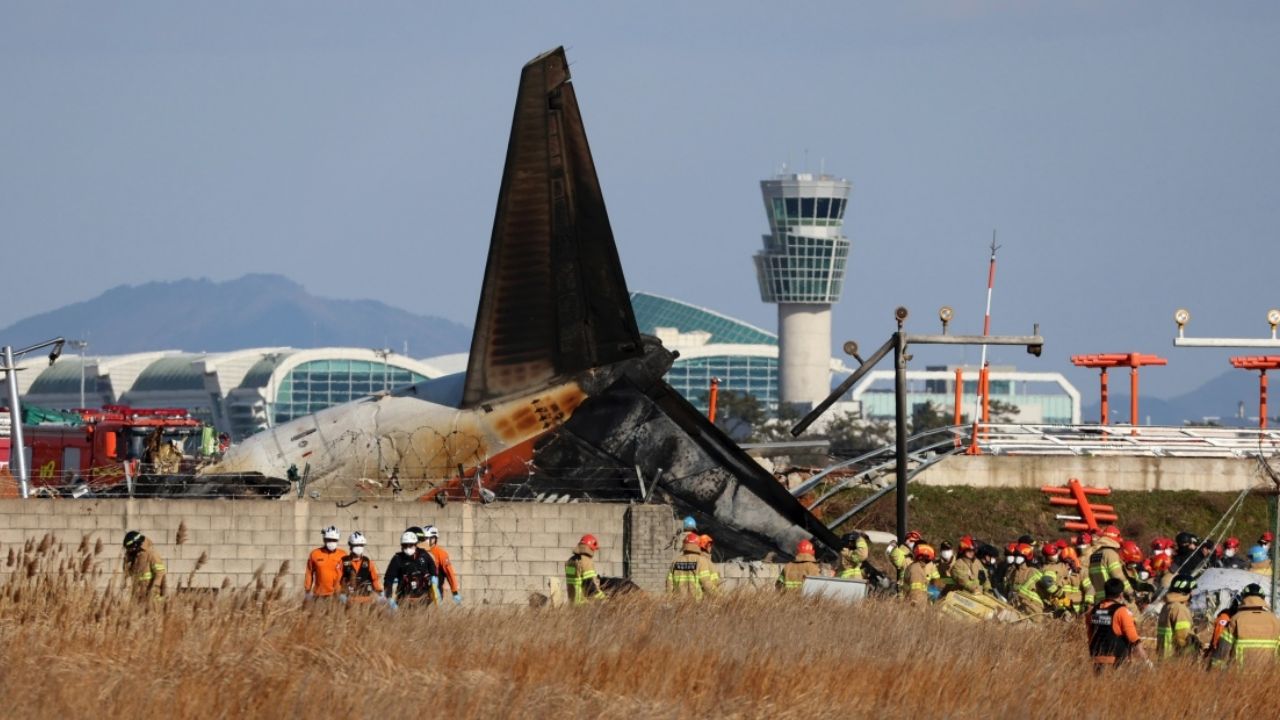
[624,504,681,592]
[0,499,644,605]
[918,454,1266,492]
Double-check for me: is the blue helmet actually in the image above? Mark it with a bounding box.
[1249,545,1269,564]
[682,516,697,531]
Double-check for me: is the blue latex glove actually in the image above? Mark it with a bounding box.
[338,594,348,604]
[431,576,441,599]
[387,598,398,611]
[452,593,462,605]
[927,585,941,601]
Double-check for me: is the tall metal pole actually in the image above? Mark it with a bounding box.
[894,330,909,543]
[3,346,29,498]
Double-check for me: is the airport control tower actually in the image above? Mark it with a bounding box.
[753,172,851,410]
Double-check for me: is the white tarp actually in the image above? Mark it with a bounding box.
[801,576,869,604]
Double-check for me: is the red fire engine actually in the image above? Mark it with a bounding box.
[24,405,204,492]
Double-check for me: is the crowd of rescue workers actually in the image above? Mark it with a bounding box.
[115,518,1280,670]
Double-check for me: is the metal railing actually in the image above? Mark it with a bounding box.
[973,423,1280,459]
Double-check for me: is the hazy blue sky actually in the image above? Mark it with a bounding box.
[2,2,1277,399]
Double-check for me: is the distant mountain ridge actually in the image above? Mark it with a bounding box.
[0,274,472,356]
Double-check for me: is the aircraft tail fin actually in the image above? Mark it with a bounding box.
[462,47,643,408]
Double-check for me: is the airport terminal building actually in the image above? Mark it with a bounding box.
[19,348,452,440]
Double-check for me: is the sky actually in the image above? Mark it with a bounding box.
[2,2,1278,399]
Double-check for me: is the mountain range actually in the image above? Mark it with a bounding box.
[0,274,472,357]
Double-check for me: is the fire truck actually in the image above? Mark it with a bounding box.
[23,405,207,494]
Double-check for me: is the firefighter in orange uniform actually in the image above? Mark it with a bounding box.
[423,525,461,605]
[339,531,383,604]
[305,525,347,601]
[1086,578,1148,670]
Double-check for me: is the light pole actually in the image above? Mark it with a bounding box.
[1,337,66,498]
[372,348,392,392]
[793,307,1043,542]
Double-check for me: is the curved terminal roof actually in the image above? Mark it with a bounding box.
[631,292,776,346]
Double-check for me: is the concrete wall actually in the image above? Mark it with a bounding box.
[918,454,1268,492]
[0,499,681,605]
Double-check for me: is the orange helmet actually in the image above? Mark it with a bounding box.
[698,534,713,552]
[1101,525,1121,539]
[905,530,923,543]
[914,543,936,561]
[1119,540,1143,564]
[1016,543,1035,561]
[796,539,815,556]
[1060,545,1079,568]
[579,534,599,552]
[958,535,976,551]
[1005,542,1018,554]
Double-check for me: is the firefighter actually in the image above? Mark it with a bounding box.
[948,535,984,595]
[672,516,698,552]
[1172,531,1211,575]
[1120,540,1155,608]
[1149,553,1174,590]
[1248,545,1272,575]
[421,525,461,605]
[1086,578,1148,670]
[384,530,439,608]
[1011,543,1045,617]
[1259,531,1274,554]
[778,539,821,594]
[1209,594,1242,659]
[1156,574,1200,660]
[901,543,940,606]
[304,525,347,601]
[975,544,1002,598]
[1219,537,1248,570]
[667,531,717,599]
[1059,545,1089,614]
[698,534,721,585]
[122,530,166,599]
[1088,526,1132,601]
[1213,583,1280,669]
[837,532,869,580]
[339,531,383,604]
[1036,542,1072,616]
[996,542,1019,600]
[936,541,957,592]
[890,530,922,586]
[565,534,606,604]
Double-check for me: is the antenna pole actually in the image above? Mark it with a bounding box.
[968,232,1001,453]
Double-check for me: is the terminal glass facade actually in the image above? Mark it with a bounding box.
[666,355,779,412]
[273,360,430,425]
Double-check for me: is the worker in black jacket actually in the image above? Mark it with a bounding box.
[383,530,439,608]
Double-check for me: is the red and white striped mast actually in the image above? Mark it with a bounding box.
[967,232,1000,453]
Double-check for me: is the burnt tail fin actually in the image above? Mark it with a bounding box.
[462,47,643,408]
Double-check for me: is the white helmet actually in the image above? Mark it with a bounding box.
[348,531,366,546]
[400,530,419,545]
[322,525,341,541]
[423,525,440,540]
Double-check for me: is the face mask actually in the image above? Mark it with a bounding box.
[1014,556,1025,565]
[1077,545,1088,554]
[941,550,954,561]
[1005,556,1015,564]
[906,540,916,550]
[350,546,365,557]
[402,546,416,556]
[324,541,338,551]
[1225,549,1236,558]
[1139,570,1150,580]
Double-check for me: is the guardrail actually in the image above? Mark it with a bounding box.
[975,423,1280,459]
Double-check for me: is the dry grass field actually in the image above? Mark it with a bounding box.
[0,534,1276,719]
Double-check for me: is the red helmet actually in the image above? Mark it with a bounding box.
[1054,539,1069,551]
[1101,526,1121,540]
[1042,543,1060,559]
[683,531,701,546]
[1150,554,1170,573]
[1119,540,1143,564]
[1015,543,1035,561]
[1262,532,1275,544]
[579,534,599,552]
[1005,542,1018,554]
[905,530,923,543]
[796,539,815,556]
[914,543,936,561]
[1074,532,1093,547]
[1225,537,1241,549]
[958,534,976,551]
[1150,537,1174,552]
[698,534,713,552]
